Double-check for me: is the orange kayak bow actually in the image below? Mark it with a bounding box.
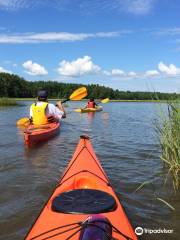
[25,135,137,240]
[24,121,60,146]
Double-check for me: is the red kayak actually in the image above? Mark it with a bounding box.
[25,135,137,240]
[24,121,60,146]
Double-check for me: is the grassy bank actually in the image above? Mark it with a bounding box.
[107,99,168,102]
[157,100,180,191]
[0,98,18,106]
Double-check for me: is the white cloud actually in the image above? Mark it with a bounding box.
[0,31,124,44]
[111,68,125,76]
[0,0,34,10]
[103,69,137,78]
[56,57,180,80]
[75,0,156,15]
[156,27,180,36]
[145,70,159,77]
[0,0,156,15]
[96,31,132,37]
[17,57,180,80]
[57,56,101,77]
[104,62,180,80]
[0,66,12,73]
[158,62,180,76]
[127,71,137,77]
[0,0,15,8]
[103,70,111,76]
[121,0,156,15]
[22,60,48,76]
[153,27,180,52]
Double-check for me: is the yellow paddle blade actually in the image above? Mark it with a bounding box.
[69,87,87,101]
[101,98,109,103]
[74,108,82,113]
[16,117,30,126]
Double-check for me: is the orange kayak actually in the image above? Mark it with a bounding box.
[24,121,60,146]
[25,135,137,240]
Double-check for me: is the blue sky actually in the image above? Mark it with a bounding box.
[0,0,180,92]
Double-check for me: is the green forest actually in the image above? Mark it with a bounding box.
[0,72,179,100]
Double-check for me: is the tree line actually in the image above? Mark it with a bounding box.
[0,72,179,100]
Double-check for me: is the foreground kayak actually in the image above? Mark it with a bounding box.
[74,106,103,113]
[24,121,60,146]
[25,135,137,240]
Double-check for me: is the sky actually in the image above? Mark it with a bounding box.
[0,0,180,93]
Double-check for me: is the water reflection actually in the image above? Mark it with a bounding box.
[101,112,109,127]
[87,112,95,121]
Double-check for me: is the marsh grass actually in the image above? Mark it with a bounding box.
[0,98,18,106]
[133,180,175,211]
[156,100,180,191]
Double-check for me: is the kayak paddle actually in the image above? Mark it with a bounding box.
[62,87,87,103]
[16,87,88,126]
[100,98,109,103]
[16,117,30,126]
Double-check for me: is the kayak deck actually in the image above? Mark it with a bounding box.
[24,121,60,146]
[25,135,137,240]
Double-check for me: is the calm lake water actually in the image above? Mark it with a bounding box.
[0,101,179,240]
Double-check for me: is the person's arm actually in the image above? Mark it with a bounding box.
[29,105,33,123]
[30,106,32,118]
[85,101,90,108]
[56,101,66,118]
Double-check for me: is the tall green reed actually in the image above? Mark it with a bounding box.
[156,100,180,191]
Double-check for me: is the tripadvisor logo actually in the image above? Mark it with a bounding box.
[135,227,143,236]
[135,226,174,236]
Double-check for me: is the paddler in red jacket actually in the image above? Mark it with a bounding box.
[86,98,98,108]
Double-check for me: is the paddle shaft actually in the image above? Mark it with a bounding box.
[61,99,69,104]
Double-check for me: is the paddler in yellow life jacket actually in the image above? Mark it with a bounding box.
[30,90,66,125]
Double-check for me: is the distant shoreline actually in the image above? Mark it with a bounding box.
[12,98,168,102]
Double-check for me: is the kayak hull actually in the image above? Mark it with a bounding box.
[24,121,60,146]
[75,106,103,113]
[25,135,137,240]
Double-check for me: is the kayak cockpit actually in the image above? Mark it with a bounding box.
[51,189,117,214]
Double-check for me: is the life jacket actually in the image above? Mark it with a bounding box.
[87,101,95,108]
[31,102,49,125]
